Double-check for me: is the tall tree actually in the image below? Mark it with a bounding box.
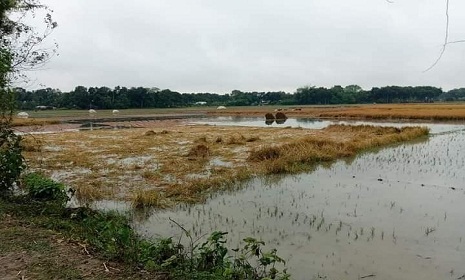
[1,0,57,197]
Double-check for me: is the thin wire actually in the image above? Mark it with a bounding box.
[423,0,450,72]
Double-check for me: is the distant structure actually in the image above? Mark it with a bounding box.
[195,101,207,105]
[217,106,227,110]
[17,112,29,118]
[35,105,55,111]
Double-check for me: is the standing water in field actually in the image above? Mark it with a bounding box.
[133,123,465,280]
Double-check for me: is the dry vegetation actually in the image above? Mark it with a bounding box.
[209,103,465,121]
[12,117,61,127]
[249,125,429,174]
[22,122,429,207]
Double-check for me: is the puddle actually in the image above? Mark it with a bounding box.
[118,156,154,166]
[51,168,92,181]
[129,126,465,280]
[209,157,233,167]
[43,145,63,152]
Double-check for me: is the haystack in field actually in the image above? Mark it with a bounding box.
[265,113,275,120]
[275,112,287,120]
[17,112,29,118]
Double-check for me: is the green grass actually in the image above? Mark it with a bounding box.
[0,195,290,280]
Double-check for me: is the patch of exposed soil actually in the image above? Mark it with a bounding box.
[0,213,160,280]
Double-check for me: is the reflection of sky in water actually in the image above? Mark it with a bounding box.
[133,128,465,280]
[191,116,465,135]
[86,118,465,280]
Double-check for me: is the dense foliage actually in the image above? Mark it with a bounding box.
[23,172,67,203]
[15,84,464,110]
[1,0,56,197]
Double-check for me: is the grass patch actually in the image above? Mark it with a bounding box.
[22,123,429,205]
[249,125,429,174]
[132,189,167,209]
[0,196,290,280]
[12,117,61,127]
[187,143,211,159]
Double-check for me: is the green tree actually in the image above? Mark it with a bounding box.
[1,0,57,197]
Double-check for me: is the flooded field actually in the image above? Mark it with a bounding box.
[131,120,465,280]
[192,116,465,134]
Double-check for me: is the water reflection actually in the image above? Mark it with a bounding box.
[265,119,288,125]
[191,116,465,135]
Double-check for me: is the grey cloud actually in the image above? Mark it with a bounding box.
[28,0,465,92]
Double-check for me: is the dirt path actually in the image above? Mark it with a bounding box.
[0,212,158,280]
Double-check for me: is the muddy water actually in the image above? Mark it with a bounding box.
[130,121,465,280]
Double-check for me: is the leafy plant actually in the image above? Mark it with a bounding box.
[0,89,25,198]
[23,172,67,203]
[0,126,24,197]
[163,219,290,279]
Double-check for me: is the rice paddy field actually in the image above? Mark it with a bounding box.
[15,106,465,280]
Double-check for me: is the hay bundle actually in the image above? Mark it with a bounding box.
[265,113,275,120]
[275,112,287,120]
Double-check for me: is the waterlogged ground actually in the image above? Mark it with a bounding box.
[192,116,465,134]
[134,123,465,280]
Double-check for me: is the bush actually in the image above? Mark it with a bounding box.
[0,126,25,198]
[23,172,67,203]
[159,223,290,280]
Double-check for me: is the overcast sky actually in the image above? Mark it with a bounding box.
[26,0,465,93]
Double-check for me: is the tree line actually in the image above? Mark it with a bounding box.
[14,85,465,110]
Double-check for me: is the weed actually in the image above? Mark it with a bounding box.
[425,227,436,236]
[132,189,165,209]
[21,136,43,152]
[23,172,67,204]
[195,136,208,143]
[227,134,246,145]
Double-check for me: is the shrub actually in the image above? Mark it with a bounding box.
[0,125,25,198]
[23,172,67,203]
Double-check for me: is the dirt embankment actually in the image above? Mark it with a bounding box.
[0,212,156,280]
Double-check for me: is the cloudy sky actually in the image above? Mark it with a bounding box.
[27,0,465,93]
